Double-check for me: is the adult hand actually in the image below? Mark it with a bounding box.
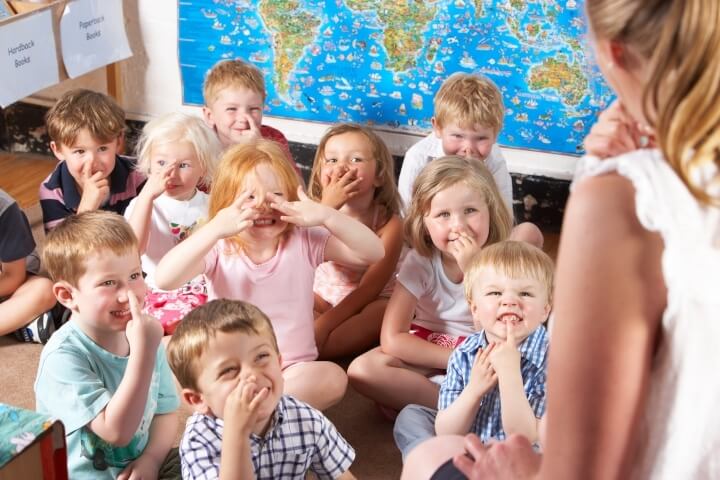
[583,100,656,159]
[453,434,541,480]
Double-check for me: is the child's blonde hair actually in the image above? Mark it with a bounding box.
[134,113,222,186]
[464,240,554,304]
[167,299,279,391]
[587,0,720,205]
[45,89,125,147]
[209,139,300,253]
[308,123,402,220]
[203,59,266,106]
[42,211,138,287]
[405,156,512,258]
[433,73,504,133]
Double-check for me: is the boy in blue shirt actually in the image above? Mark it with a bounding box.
[394,241,552,465]
[34,211,179,479]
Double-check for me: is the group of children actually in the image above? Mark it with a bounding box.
[0,35,583,477]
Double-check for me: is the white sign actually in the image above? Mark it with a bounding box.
[60,0,131,78]
[0,9,60,107]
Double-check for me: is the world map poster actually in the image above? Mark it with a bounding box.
[178,0,614,155]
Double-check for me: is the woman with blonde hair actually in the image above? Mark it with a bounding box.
[404,0,720,478]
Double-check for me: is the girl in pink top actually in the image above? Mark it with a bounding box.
[155,139,384,410]
[309,124,404,359]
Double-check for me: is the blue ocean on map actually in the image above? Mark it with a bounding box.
[178,0,614,155]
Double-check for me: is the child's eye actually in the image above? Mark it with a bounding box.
[256,352,270,362]
[219,366,238,378]
[100,280,115,287]
[487,291,501,296]
[250,107,261,112]
[520,291,533,297]
[453,134,463,139]
[273,192,284,197]
[436,211,450,218]
[99,146,109,152]
[226,107,237,112]
[74,149,85,155]
[156,160,166,167]
[464,207,478,214]
[178,162,190,169]
[351,156,364,163]
[324,157,337,164]
[130,272,143,281]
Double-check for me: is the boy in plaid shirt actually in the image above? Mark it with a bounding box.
[167,299,356,480]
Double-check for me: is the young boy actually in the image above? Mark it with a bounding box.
[34,211,180,479]
[202,59,299,176]
[167,299,356,479]
[393,241,552,463]
[40,89,146,232]
[0,188,58,343]
[398,73,512,214]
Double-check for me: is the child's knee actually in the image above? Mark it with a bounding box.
[323,362,348,401]
[347,350,376,386]
[510,222,544,248]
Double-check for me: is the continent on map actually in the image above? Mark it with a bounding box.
[528,57,588,106]
[259,0,320,98]
[346,0,437,72]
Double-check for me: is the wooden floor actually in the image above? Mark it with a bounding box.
[0,152,57,209]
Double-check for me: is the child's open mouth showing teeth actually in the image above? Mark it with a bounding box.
[253,218,276,226]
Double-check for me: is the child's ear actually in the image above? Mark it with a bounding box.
[431,117,441,138]
[53,281,76,311]
[49,141,65,161]
[182,388,211,415]
[202,106,216,128]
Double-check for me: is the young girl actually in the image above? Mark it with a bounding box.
[155,139,384,411]
[124,113,222,334]
[405,0,720,478]
[348,156,512,412]
[309,124,404,359]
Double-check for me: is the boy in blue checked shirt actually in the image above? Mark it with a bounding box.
[394,241,552,466]
[167,299,356,480]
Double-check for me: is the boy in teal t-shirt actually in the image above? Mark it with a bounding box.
[34,211,179,479]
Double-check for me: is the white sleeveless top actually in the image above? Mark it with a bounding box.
[574,149,720,479]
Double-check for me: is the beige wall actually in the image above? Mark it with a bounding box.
[27,0,577,179]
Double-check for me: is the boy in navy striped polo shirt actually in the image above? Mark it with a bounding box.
[39,89,145,232]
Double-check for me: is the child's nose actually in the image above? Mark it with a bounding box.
[501,294,518,306]
[117,288,129,304]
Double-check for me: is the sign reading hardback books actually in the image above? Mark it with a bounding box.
[0,8,59,107]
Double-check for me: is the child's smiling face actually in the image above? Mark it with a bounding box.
[190,330,283,434]
[238,163,290,241]
[469,266,550,344]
